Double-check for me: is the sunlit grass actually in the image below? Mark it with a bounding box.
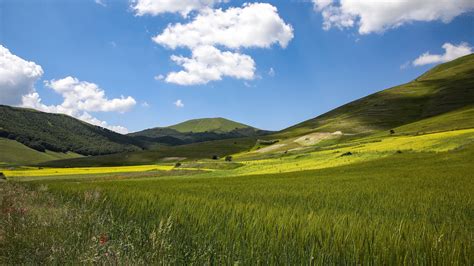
[10,146,471,264]
[2,164,175,177]
[233,128,474,175]
[2,128,473,264]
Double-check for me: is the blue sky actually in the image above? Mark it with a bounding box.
[1,0,473,133]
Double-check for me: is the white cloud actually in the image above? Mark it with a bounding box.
[314,0,474,34]
[153,3,293,85]
[153,3,293,50]
[21,76,136,134]
[131,0,227,17]
[165,45,255,85]
[141,101,150,108]
[43,77,136,113]
[174,99,184,108]
[413,42,473,66]
[0,45,43,105]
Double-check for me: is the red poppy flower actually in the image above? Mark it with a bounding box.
[99,234,108,245]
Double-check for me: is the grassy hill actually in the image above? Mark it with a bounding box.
[0,138,82,166]
[130,117,271,145]
[277,54,474,138]
[168,117,251,133]
[0,105,144,156]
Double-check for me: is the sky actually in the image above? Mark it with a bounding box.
[1,0,473,133]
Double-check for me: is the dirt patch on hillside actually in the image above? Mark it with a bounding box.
[255,144,286,153]
[294,131,342,146]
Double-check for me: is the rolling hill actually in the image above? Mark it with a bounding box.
[130,117,271,144]
[0,105,144,156]
[277,54,474,138]
[168,117,252,133]
[0,137,82,166]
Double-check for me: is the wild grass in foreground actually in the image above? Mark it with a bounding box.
[0,182,182,264]
[3,147,472,264]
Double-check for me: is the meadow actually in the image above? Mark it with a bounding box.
[1,128,473,264]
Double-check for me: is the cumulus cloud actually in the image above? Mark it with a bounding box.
[174,99,184,108]
[313,0,474,34]
[412,42,473,66]
[154,3,293,50]
[43,77,136,113]
[152,3,293,85]
[131,0,227,17]
[21,76,136,133]
[165,45,255,85]
[0,45,43,105]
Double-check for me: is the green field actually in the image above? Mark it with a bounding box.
[2,127,473,264]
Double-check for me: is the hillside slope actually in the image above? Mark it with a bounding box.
[278,54,474,138]
[0,105,143,155]
[0,138,82,166]
[130,118,271,145]
[168,117,251,133]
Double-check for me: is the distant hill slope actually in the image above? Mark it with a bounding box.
[0,105,143,155]
[168,117,251,133]
[278,54,474,138]
[40,137,257,167]
[0,137,82,166]
[130,118,271,145]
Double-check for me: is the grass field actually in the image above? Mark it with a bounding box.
[1,164,174,178]
[1,127,473,264]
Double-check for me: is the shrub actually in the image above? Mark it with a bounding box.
[225,156,232,162]
[340,151,353,157]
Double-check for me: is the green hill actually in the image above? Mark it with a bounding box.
[168,117,251,133]
[0,137,82,166]
[278,54,474,138]
[0,105,143,156]
[130,117,271,144]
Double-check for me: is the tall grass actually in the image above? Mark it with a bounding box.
[5,149,470,264]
